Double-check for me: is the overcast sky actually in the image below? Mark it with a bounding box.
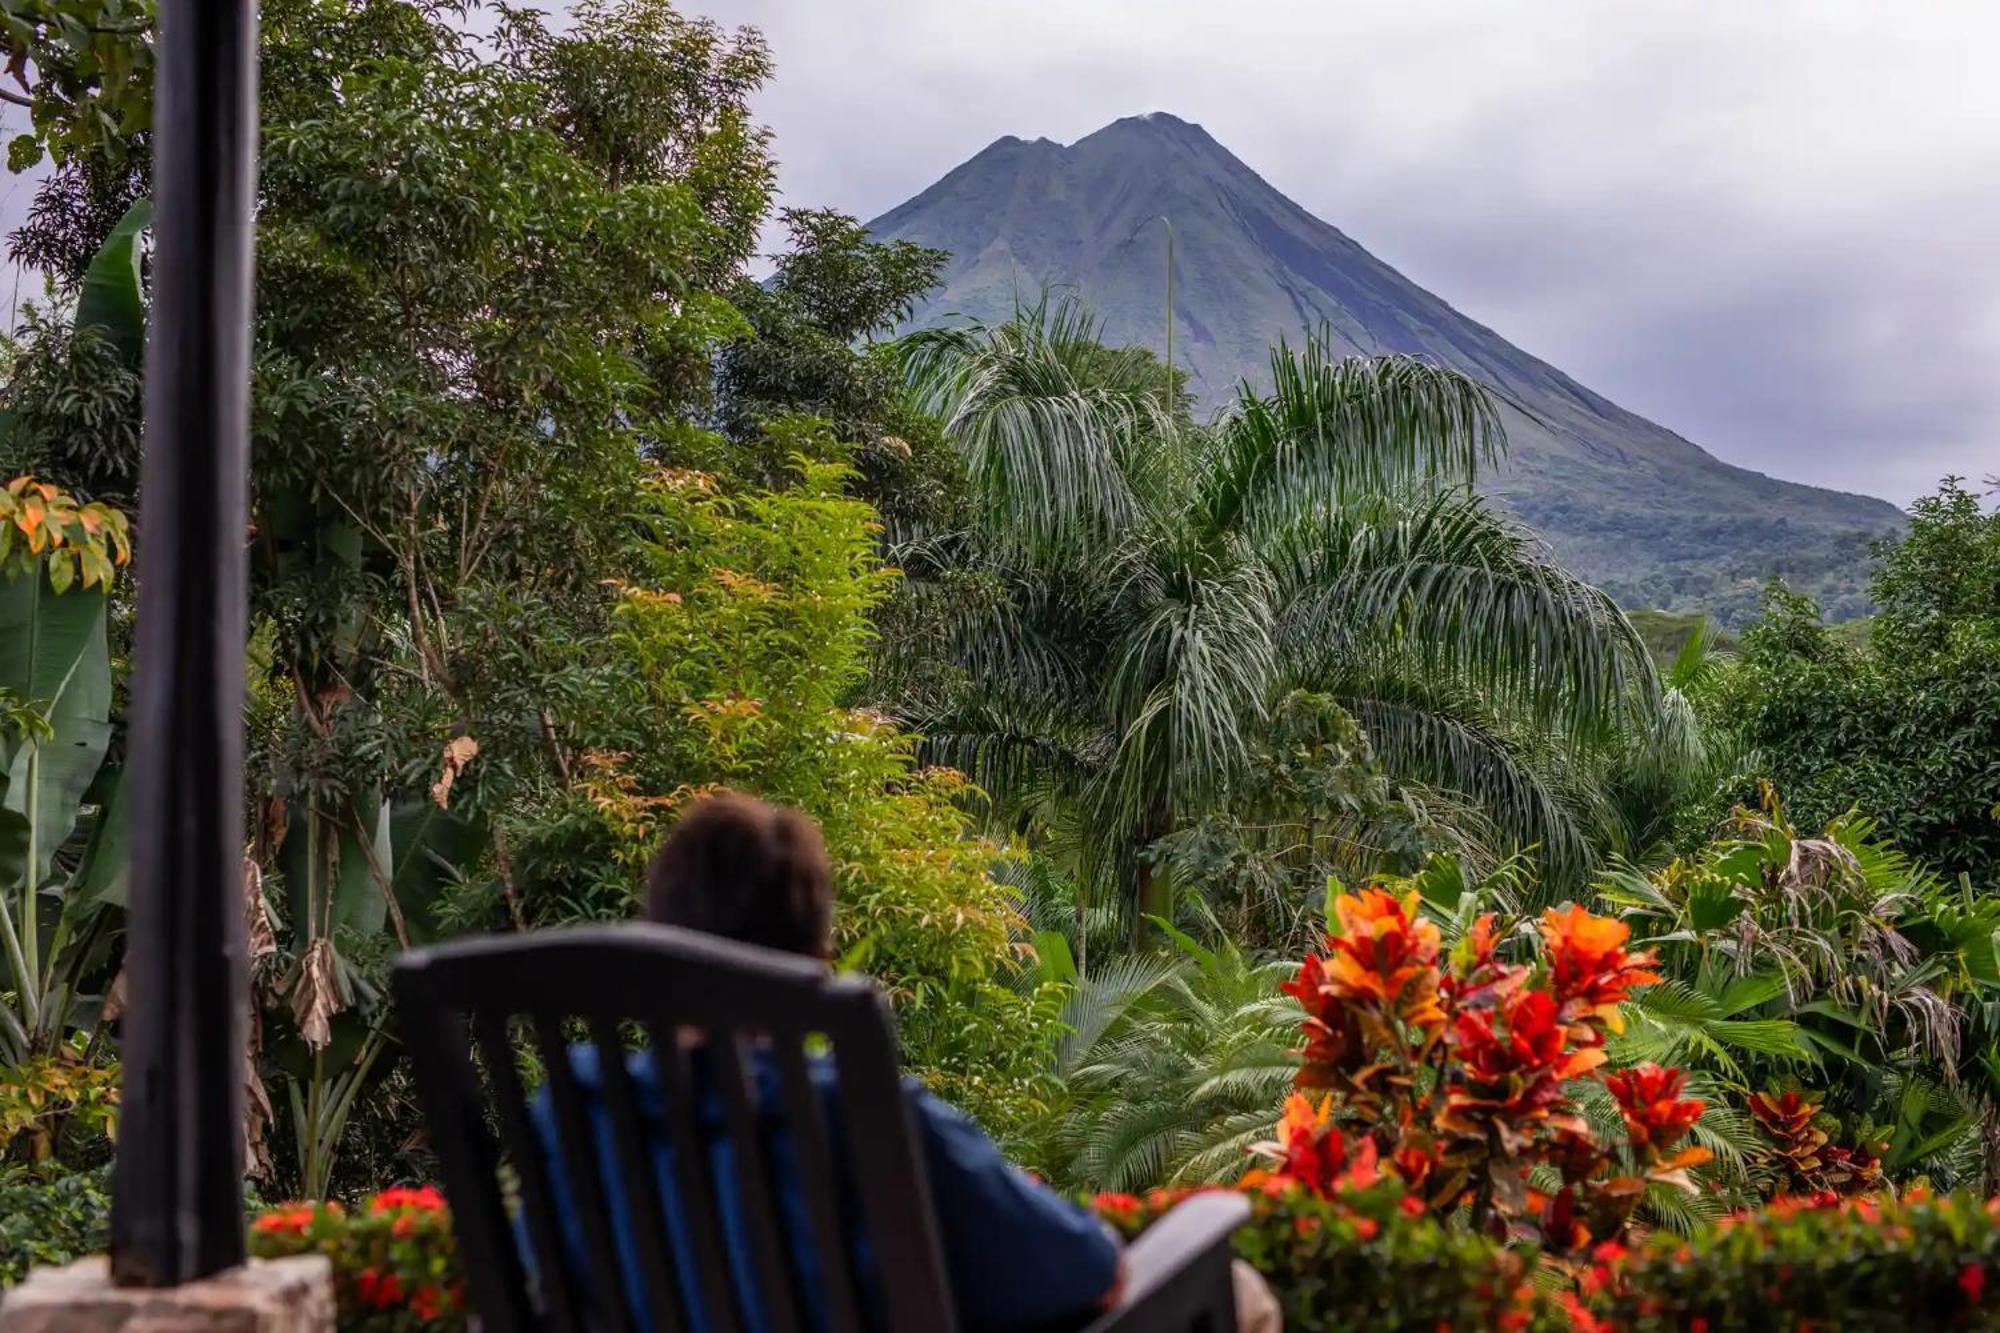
[701,0,1998,506]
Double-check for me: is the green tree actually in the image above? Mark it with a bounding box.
[1716,478,2000,883]
[893,299,1654,946]
[715,207,961,530]
[492,440,1063,1149]
[5,0,780,1191]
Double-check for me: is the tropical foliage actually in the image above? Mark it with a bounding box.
[1709,478,2000,886]
[1606,789,2000,1189]
[0,1162,110,1287]
[488,451,1064,1145]
[890,299,1654,948]
[2,7,1998,1333]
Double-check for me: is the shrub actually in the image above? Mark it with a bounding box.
[1580,1190,2000,1331]
[249,1187,466,1331]
[1280,887,1705,1248]
[514,454,1065,1151]
[1095,1178,1558,1332]
[0,1163,110,1287]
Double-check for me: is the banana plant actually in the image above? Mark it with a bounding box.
[0,204,145,1074]
[0,482,131,1065]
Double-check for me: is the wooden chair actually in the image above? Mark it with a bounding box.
[394,924,1250,1333]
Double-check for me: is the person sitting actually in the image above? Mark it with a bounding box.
[525,791,1279,1333]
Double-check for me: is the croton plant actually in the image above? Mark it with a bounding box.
[1269,887,1708,1250]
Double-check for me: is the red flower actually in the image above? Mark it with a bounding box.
[1463,990,1605,1081]
[1962,1263,1987,1306]
[1391,1141,1441,1192]
[369,1185,446,1214]
[1092,1192,1143,1227]
[410,1284,445,1321]
[1604,1062,1705,1152]
[354,1267,405,1310]
[1274,1093,1347,1196]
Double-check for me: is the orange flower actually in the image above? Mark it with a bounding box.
[1324,888,1446,1032]
[1604,1063,1705,1152]
[1275,1093,1347,1196]
[251,1205,317,1236]
[1538,904,1660,1035]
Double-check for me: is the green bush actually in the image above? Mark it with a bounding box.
[1584,1190,2000,1332]
[1093,1180,1556,1332]
[1097,1182,2000,1331]
[0,1163,110,1287]
[236,1173,2000,1330]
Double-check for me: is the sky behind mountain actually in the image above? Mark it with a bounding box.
[701,0,1999,505]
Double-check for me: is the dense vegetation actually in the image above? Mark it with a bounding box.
[0,2,1996,1328]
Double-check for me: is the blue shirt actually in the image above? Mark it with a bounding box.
[522,1045,1120,1333]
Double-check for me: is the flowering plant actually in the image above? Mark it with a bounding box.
[1573,1188,2000,1332]
[249,1186,465,1330]
[1092,1176,1557,1333]
[1746,1088,1885,1200]
[1272,887,1707,1249]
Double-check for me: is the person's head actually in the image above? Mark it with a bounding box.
[644,792,834,959]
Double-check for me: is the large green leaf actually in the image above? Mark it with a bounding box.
[386,797,486,945]
[0,574,113,896]
[75,198,151,363]
[65,765,131,913]
[281,798,390,945]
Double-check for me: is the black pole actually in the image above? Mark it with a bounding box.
[108,0,259,1288]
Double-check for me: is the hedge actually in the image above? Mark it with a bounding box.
[0,1175,1975,1331]
[1577,1189,2000,1331]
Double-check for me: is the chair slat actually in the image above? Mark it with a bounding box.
[402,1010,537,1333]
[647,1023,746,1333]
[588,1014,688,1333]
[709,1032,803,1333]
[827,999,956,1333]
[772,1039,863,1333]
[531,1011,637,1333]
[473,1012,585,1333]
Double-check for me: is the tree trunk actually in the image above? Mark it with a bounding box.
[1130,811,1174,949]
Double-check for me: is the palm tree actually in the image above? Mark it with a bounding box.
[892,296,1654,945]
[1024,922,1300,1192]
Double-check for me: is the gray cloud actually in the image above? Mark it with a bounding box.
[6,2,1988,504]
[705,0,2000,504]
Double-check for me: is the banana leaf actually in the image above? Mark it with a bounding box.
[0,574,113,901]
[76,198,151,362]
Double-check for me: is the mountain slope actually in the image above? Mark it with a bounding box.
[866,112,1904,621]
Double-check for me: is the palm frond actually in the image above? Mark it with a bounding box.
[1204,335,1503,538]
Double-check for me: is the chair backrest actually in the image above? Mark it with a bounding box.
[393,924,958,1333]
